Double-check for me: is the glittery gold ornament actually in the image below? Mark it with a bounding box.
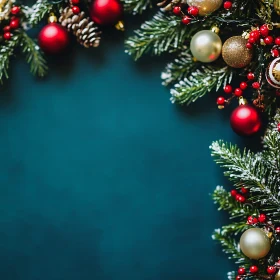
[266,57,280,88]
[190,30,222,63]
[274,0,280,15]
[240,228,271,260]
[222,36,253,68]
[186,0,223,16]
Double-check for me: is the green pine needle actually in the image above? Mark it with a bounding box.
[121,0,154,14]
[19,31,48,78]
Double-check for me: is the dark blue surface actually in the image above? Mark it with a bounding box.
[0,30,259,280]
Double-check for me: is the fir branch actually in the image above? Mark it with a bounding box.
[0,34,20,83]
[19,31,48,77]
[22,0,53,26]
[212,186,256,219]
[210,140,280,221]
[125,11,189,60]
[212,228,249,265]
[170,66,234,105]
[161,48,197,86]
[121,0,154,14]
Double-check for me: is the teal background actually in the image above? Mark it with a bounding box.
[0,20,261,280]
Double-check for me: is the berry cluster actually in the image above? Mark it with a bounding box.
[2,6,21,41]
[236,260,280,280]
[230,187,248,203]
[173,1,232,25]
[245,24,278,49]
[216,72,265,110]
[247,213,267,225]
[71,0,81,14]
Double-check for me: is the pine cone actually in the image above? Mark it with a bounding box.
[59,7,101,48]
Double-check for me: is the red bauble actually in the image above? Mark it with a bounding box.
[38,23,69,54]
[90,0,123,26]
[230,105,261,136]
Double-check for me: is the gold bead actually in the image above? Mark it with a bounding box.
[211,26,220,34]
[218,105,224,110]
[222,36,253,68]
[186,0,223,16]
[48,13,57,23]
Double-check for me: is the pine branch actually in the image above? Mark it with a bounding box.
[19,31,48,77]
[0,35,20,83]
[210,140,280,221]
[22,0,53,26]
[212,228,249,265]
[121,0,154,14]
[170,66,234,105]
[212,186,256,220]
[125,11,189,60]
[161,48,197,86]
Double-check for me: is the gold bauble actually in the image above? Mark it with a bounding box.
[190,30,222,63]
[222,36,253,68]
[186,0,223,16]
[240,228,271,260]
[274,0,280,15]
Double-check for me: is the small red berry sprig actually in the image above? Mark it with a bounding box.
[230,186,248,203]
[173,1,233,25]
[236,263,278,280]
[70,0,81,14]
[2,6,21,41]
[216,72,263,109]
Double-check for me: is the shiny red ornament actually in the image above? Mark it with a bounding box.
[90,0,123,26]
[38,23,69,54]
[230,105,261,136]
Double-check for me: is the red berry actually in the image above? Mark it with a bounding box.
[246,42,253,49]
[275,37,280,45]
[11,6,20,15]
[224,1,232,9]
[252,82,261,89]
[238,195,246,203]
[247,216,257,224]
[72,6,80,14]
[238,267,246,275]
[240,82,248,90]
[234,88,243,97]
[3,32,11,40]
[72,0,80,4]
[250,266,259,274]
[272,49,279,57]
[236,276,242,280]
[258,213,267,223]
[217,96,225,105]
[224,85,233,94]
[267,266,276,275]
[231,189,237,197]
[182,16,191,25]
[264,36,274,45]
[173,6,181,15]
[260,24,269,37]
[248,37,256,44]
[275,226,280,233]
[250,30,260,40]
[187,6,199,16]
[247,72,255,80]
[241,187,248,194]
[10,18,20,29]
[3,25,10,32]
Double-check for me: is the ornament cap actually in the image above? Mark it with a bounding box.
[211,25,220,34]
[48,13,57,23]
[239,97,248,106]
[115,20,125,31]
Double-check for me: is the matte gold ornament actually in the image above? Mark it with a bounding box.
[190,30,222,63]
[186,0,223,16]
[222,36,253,68]
[240,228,271,259]
[266,58,280,88]
[274,0,280,15]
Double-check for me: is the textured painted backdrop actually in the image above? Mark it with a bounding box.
[0,21,261,280]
